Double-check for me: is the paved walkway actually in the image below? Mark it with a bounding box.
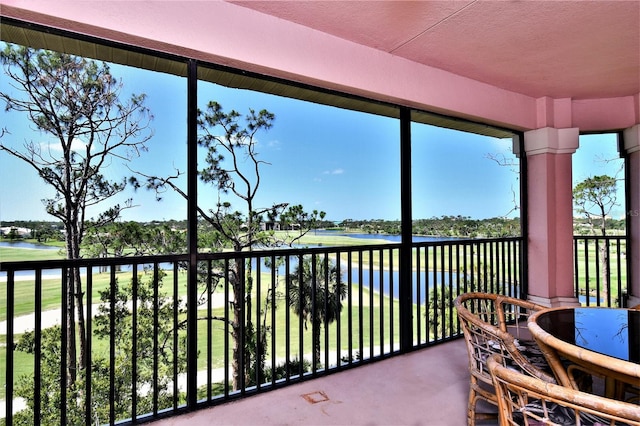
[0,308,66,335]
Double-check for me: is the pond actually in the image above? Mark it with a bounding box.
[0,241,60,250]
[314,230,461,243]
[1,237,510,304]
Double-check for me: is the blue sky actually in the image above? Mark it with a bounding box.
[0,57,626,223]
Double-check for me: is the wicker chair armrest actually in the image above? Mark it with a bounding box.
[488,354,640,426]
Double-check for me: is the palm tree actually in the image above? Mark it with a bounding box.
[287,255,346,366]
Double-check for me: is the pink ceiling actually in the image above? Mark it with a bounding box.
[230,1,639,101]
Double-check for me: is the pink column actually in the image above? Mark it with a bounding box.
[623,125,640,307]
[524,127,580,307]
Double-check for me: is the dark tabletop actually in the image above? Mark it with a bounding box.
[536,307,640,364]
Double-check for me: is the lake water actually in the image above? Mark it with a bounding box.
[0,241,60,250]
[1,230,456,251]
[1,242,62,279]
[1,235,520,303]
[314,230,460,244]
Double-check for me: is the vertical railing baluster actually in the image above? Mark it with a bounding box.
[431,244,437,341]
[256,255,263,385]
[438,243,445,341]
[153,263,159,412]
[173,263,179,407]
[368,249,374,358]
[347,251,353,363]
[131,264,139,420]
[514,239,519,297]
[34,269,42,424]
[224,258,230,396]
[616,238,623,307]
[84,267,92,423]
[470,242,476,293]
[271,255,277,385]
[109,266,117,425]
[487,241,500,293]
[462,244,468,294]
[506,240,512,296]
[378,249,384,355]
[499,240,505,295]
[505,240,512,297]
[239,256,246,393]
[424,245,431,342]
[446,243,453,339]
[389,248,395,352]
[284,255,291,379]
[6,270,15,426]
[585,239,591,306]
[517,239,522,297]
[206,260,212,400]
[60,267,68,426]
[324,252,330,369]
[298,253,304,377]
[574,237,580,303]
[439,244,445,341]
[448,244,456,338]
[478,242,484,292]
[357,250,364,360]
[595,239,601,306]
[415,246,422,344]
[336,251,342,368]
[480,241,486,293]
[310,252,317,373]
[459,244,467,335]
[605,240,610,307]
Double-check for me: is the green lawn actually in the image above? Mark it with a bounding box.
[274,230,391,246]
[0,246,65,262]
[193,281,403,372]
[0,270,150,321]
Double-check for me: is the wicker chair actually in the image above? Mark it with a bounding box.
[619,303,640,403]
[454,292,556,426]
[487,354,640,425]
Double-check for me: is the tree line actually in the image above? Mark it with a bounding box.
[1,213,627,247]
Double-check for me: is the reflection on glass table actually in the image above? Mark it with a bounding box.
[528,307,640,399]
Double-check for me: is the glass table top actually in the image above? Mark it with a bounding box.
[536,307,640,364]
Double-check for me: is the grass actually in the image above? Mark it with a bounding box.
[0,246,65,262]
[193,279,404,371]
[274,230,391,247]
[0,270,151,321]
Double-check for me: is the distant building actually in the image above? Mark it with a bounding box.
[260,222,281,231]
[0,226,32,238]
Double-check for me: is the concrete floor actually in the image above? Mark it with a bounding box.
[150,339,497,426]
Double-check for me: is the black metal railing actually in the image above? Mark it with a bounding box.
[573,235,629,307]
[412,237,524,345]
[1,237,524,424]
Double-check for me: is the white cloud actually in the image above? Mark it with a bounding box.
[267,139,281,150]
[323,168,344,175]
[42,137,86,153]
